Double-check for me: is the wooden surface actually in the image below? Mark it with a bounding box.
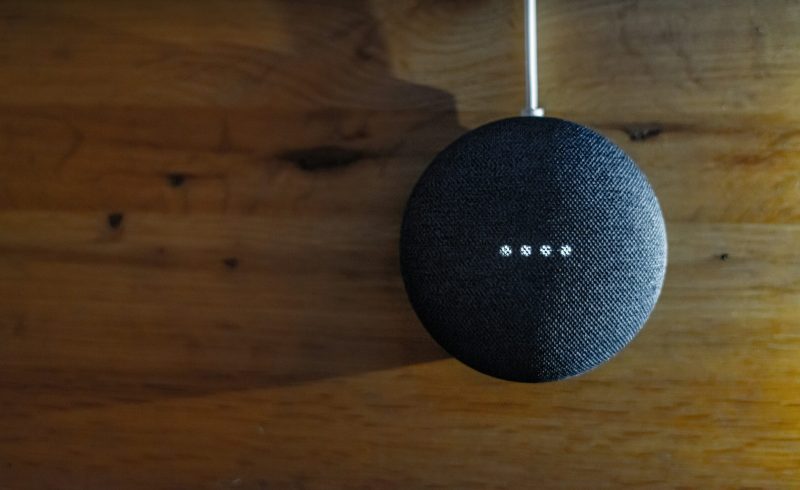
[0,0,799,488]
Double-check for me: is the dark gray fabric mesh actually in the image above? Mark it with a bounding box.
[400,117,667,382]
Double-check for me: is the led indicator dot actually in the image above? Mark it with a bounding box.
[520,245,532,257]
[499,245,513,257]
[540,245,552,257]
[559,245,573,257]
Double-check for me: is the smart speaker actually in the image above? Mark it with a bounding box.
[399,0,667,382]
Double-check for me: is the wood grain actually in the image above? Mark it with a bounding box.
[0,0,798,488]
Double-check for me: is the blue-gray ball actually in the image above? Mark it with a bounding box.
[400,117,667,382]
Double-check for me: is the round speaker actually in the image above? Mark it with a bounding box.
[400,116,667,382]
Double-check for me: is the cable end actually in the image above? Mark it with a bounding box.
[521,107,545,117]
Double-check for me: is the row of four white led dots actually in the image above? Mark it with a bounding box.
[500,244,573,257]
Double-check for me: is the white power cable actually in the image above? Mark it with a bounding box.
[522,0,545,117]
